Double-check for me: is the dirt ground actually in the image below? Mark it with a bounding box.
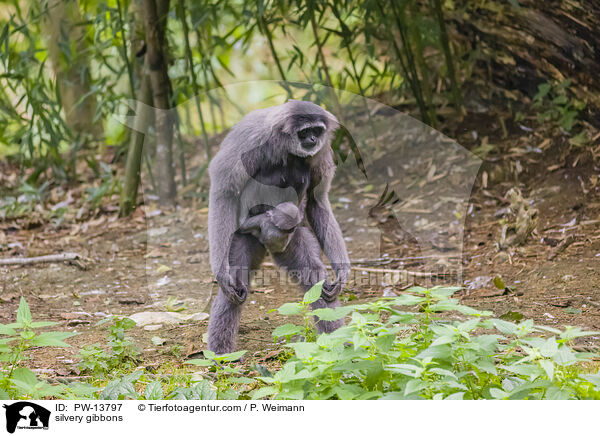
[1,110,599,378]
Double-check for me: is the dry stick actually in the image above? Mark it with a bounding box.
[348,266,454,278]
[262,262,452,278]
[0,253,91,270]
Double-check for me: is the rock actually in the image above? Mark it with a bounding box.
[382,287,397,297]
[130,311,209,327]
[151,336,166,346]
[171,312,209,322]
[129,311,182,327]
[155,275,171,287]
[187,312,209,321]
[465,276,492,290]
[148,227,168,237]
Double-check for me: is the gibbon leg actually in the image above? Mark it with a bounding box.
[207,233,265,354]
[271,227,344,334]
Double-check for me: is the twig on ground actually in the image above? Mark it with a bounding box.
[262,262,453,279]
[0,252,91,270]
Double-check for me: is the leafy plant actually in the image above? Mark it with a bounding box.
[85,161,120,211]
[254,285,600,400]
[533,80,585,132]
[270,280,333,343]
[185,349,253,400]
[78,316,139,376]
[0,297,77,399]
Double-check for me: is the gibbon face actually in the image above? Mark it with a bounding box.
[274,100,336,158]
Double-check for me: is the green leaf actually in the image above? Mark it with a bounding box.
[144,381,164,400]
[251,386,278,399]
[277,303,302,316]
[430,335,456,347]
[539,359,554,381]
[0,324,16,336]
[184,359,214,367]
[430,286,461,299]
[499,311,524,321]
[539,337,559,358]
[119,317,137,329]
[272,323,303,338]
[404,379,425,395]
[493,276,505,289]
[389,294,425,306]
[491,319,519,335]
[202,350,216,360]
[303,281,324,304]
[100,379,138,400]
[286,342,319,360]
[29,321,58,329]
[30,331,77,347]
[309,306,352,321]
[16,297,32,325]
[457,318,480,333]
[191,380,217,400]
[12,367,38,388]
[582,374,600,391]
[489,388,508,399]
[215,350,247,362]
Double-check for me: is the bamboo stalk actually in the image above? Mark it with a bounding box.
[177,0,211,160]
[389,0,430,124]
[431,0,462,109]
[120,63,153,216]
[143,0,176,206]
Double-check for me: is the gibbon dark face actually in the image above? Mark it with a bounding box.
[297,124,325,150]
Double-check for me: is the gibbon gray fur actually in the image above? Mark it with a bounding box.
[207,100,350,354]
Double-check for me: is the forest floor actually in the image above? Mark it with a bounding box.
[1,107,599,378]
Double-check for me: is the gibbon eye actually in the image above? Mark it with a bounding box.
[297,127,312,140]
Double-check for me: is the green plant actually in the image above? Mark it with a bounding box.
[97,370,217,400]
[253,284,600,400]
[85,161,121,211]
[78,316,139,376]
[270,280,333,343]
[533,80,585,132]
[185,349,253,399]
[0,297,77,399]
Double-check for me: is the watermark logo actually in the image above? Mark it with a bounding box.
[3,402,50,433]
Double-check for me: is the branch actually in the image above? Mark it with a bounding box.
[0,253,91,270]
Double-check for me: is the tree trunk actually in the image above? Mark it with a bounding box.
[44,0,100,139]
[119,62,153,217]
[143,0,176,206]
